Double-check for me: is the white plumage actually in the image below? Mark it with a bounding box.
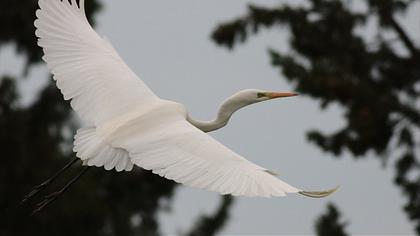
[34,0,336,198]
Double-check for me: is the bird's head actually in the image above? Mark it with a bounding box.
[192,89,298,132]
[233,89,298,105]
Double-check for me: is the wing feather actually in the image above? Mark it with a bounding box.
[35,0,335,198]
[108,110,301,197]
[35,0,158,125]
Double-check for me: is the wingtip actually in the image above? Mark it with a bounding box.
[265,169,280,176]
[298,186,339,198]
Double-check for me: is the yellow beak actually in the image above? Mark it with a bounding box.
[266,92,298,99]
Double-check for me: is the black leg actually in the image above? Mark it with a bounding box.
[32,166,91,215]
[22,157,79,204]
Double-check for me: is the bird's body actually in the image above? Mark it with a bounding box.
[28,0,337,202]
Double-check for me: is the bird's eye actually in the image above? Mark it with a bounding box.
[257,92,265,98]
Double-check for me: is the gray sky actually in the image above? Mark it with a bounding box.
[1,0,419,234]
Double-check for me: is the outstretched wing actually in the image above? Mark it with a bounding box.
[107,109,301,197]
[35,0,336,197]
[35,0,158,125]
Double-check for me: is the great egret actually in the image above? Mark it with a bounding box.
[25,0,337,213]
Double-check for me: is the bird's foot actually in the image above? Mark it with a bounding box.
[21,180,51,204]
[31,191,62,215]
[30,166,90,215]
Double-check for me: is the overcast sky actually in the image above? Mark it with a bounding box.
[1,0,419,234]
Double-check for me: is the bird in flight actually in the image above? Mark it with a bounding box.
[24,0,337,213]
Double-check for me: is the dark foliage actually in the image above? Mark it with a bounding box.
[1,0,232,235]
[0,69,176,236]
[0,0,100,69]
[185,196,233,236]
[212,0,420,234]
[315,203,348,236]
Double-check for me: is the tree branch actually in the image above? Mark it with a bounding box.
[389,15,419,57]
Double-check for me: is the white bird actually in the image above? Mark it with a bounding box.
[26,0,337,210]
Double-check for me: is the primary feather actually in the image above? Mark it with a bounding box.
[34,0,331,197]
[35,0,157,126]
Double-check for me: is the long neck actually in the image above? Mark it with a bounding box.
[187,95,251,132]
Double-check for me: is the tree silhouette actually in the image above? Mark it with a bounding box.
[211,0,420,234]
[315,203,348,236]
[1,0,232,235]
[185,196,234,236]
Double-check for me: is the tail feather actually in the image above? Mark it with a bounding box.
[74,127,133,172]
